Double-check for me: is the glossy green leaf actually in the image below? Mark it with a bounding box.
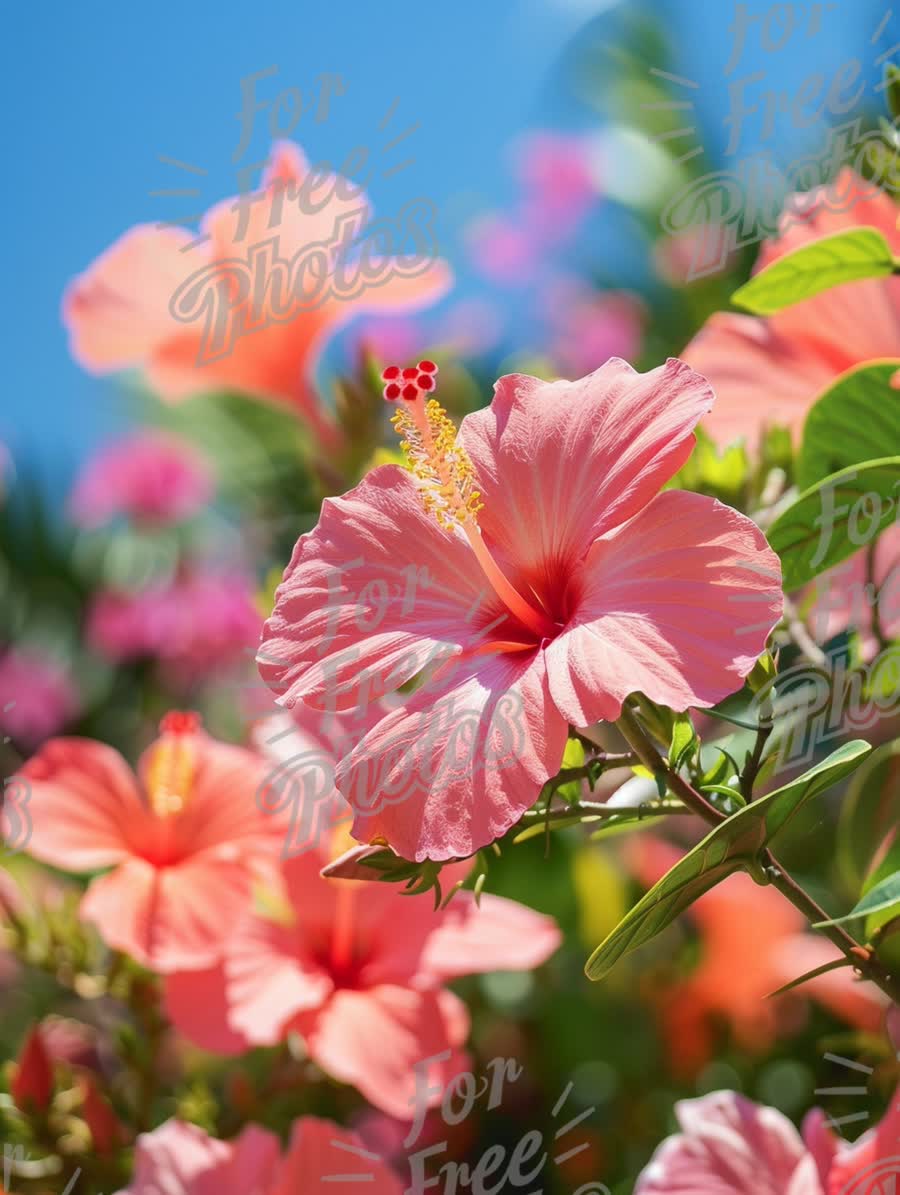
[732,228,896,315]
[837,738,900,893]
[768,458,900,590]
[815,869,900,928]
[798,361,900,490]
[585,741,871,980]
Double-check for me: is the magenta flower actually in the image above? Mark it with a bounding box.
[260,358,782,862]
[88,567,262,679]
[0,647,77,748]
[69,431,213,528]
[635,1087,900,1194]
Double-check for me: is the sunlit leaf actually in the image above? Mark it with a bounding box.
[732,229,896,315]
[768,458,900,590]
[798,360,900,490]
[585,741,871,980]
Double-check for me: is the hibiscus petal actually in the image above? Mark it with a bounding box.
[19,739,147,869]
[123,1119,280,1195]
[273,1118,402,1195]
[82,852,256,973]
[63,225,200,373]
[260,466,487,712]
[299,985,469,1119]
[545,489,782,725]
[339,651,568,862]
[683,312,832,445]
[635,1091,817,1194]
[458,357,715,576]
[164,959,253,1056]
[827,1085,900,1193]
[419,892,560,980]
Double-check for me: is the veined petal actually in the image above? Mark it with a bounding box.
[297,985,469,1120]
[19,738,148,870]
[545,490,782,725]
[338,650,568,862]
[260,466,487,712]
[458,357,715,576]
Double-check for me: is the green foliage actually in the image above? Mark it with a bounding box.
[815,869,900,929]
[768,457,900,589]
[584,741,871,980]
[731,228,897,315]
[798,360,900,489]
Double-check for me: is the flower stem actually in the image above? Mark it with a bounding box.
[615,705,900,1005]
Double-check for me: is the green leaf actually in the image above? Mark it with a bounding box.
[885,62,900,122]
[815,869,900,928]
[798,360,900,490]
[768,457,900,590]
[731,228,897,315]
[837,738,900,893]
[584,741,870,980]
[668,712,697,771]
[767,956,853,998]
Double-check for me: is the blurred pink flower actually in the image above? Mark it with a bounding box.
[635,1087,900,1194]
[88,567,262,679]
[466,213,540,285]
[467,132,596,285]
[627,836,889,1077]
[19,713,281,972]
[69,431,213,528]
[63,142,452,450]
[684,169,900,447]
[516,131,596,241]
[260,359,781,861]
[543,277,644,377]
[119,1117,402,1195]
[0,648,77,748]
[165,844,560,1116]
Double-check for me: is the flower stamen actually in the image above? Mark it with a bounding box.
[145,711,201,818]
[383,363,556,641]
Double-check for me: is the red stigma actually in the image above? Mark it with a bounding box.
[382,361,440,403]
[159,711,202,736]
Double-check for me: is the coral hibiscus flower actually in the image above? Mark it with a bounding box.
[63,142,452,450]
[684,168,900,447]
[118,1116,402,1195]
[164,842,560,1117]
[635,1087,900,1194]
[16,713,281,972]
[259,357,782,861]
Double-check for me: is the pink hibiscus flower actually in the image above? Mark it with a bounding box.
[17,713,281,972]
[64,142,452,450]
[164,842,560,1117]
[68,430,213,527]
[626,836,888,1076]
[635,1087,900,1194]
[0,647,77,748]
[118,1116,401,1195]
[683,168,900,447]
[259,357,782,861]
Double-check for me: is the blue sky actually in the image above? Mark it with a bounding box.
[3,0,894,486]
